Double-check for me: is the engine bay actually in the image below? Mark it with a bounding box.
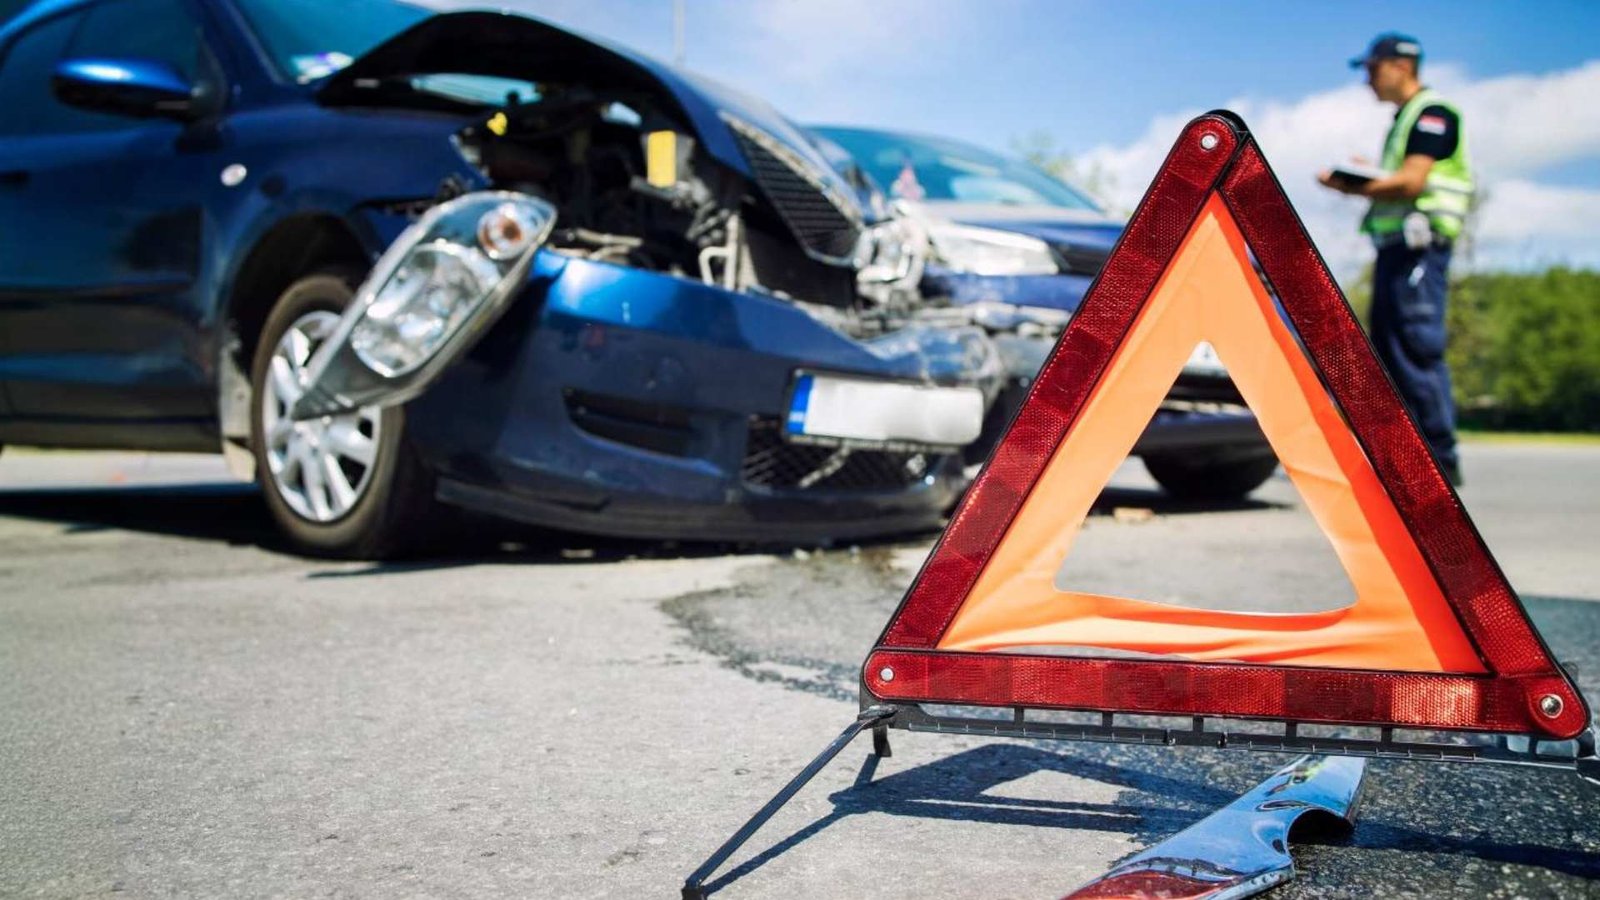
[448,82,925,336]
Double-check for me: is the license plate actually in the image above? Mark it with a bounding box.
[786,372,984,448]
[1183,340,1228,376]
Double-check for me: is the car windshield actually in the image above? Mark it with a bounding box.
[232,0,431,83]
[232,0,541,104]
[815,127,1102,211]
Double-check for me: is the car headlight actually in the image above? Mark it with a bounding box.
[351,241,503,377]
[855,216,928,287]
[349,198,552,377]
[925,221,1059,276]
[290,192,556,418]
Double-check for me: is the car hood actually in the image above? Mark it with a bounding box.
[316,11,857,207]
[914,200,1125,256]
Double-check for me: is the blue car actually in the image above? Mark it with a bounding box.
[0,0,999,556]
[811,127,1275,500]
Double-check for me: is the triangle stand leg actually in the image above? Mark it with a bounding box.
[681,705,897,900]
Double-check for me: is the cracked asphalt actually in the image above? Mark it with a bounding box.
[1,442,1597,898]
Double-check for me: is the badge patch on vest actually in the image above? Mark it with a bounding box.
[1417,114,1448,134]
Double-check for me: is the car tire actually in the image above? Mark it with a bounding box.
[1142,452,1279,502]
[250,269,436,558]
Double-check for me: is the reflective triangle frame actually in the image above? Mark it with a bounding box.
[682,110,1596,900]
[861,110,1589,742]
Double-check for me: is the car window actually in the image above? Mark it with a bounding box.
[0,0,205,138]
[0,12,86,137]
[815,127,1103,212]
[68,0,201,78]
[231,0,429,83]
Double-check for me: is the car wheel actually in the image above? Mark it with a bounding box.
[250,270,436,558]
[1142,452,1279,502]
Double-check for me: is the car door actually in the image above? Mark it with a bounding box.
[0,0,228,439]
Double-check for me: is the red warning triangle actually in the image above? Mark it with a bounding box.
[863,112,1587,740]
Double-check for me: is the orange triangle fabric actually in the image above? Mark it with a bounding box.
[863,112,1587,739]
[938,195,1483,673]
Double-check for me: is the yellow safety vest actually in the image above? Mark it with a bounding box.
[1361,88,1475,240]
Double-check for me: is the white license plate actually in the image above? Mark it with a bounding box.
[1183,340,1228,376]
[786,372,984,447]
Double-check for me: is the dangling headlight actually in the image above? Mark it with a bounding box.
[350,241,503,377]
[291,192,556,418]
[476,201,545,260]
[925,221,1059,276]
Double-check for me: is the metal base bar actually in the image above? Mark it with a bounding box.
[683,701,1594,898]
[885,702,1600,780]
[681,706,896,900]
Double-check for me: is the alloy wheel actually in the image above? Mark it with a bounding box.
[259,311,383,522]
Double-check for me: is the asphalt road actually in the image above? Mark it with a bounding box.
[1,443,1597,898]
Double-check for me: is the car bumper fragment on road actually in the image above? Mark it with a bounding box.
[1062,754,1366,900]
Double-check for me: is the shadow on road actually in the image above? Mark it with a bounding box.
[700,739,1600,897]
[0,482,743,564]
[702,742,1237,896]
[0,478,1284,568]
[0,482,287,548]
[0,482,914,567]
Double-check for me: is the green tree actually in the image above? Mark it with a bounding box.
[1447,268,1600,431]
[1341,268,1373,326]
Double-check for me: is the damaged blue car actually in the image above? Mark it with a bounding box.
[812,126,1276,500]
[0,0,1000,556]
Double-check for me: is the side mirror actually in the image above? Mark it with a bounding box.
[52,57,212,122]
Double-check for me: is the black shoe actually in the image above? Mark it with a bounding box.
[1442,461,1463,488]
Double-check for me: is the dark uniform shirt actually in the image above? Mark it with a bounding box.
[1400,101,1460,160]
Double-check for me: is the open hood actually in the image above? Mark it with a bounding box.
[318,11,666,104]
[316,11,857,210]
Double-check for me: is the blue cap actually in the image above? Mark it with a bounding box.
[1349,32,1423,69]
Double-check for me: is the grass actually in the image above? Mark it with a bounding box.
[1459,429,1600,446]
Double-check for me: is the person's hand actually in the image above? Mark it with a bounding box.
[1318,170,1362,195]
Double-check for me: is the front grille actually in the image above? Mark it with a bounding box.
[741,418,939,492]
[1053,242,1112,276]
[724,115,862,263]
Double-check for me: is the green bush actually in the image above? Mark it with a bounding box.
[1447,269,1600,431]
[1339,268,1600,431]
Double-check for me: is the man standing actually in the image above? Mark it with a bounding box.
[1320,33,1473,486]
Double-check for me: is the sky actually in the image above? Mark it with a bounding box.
[417,0,1600,277]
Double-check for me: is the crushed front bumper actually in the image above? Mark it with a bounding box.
[403,252,999,542]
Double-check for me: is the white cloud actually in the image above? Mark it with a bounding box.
[1080,62,1600,275]
[1436,60,1600,176]
[1469,179,1600,270]
[412,0,989,123]
[728,0,952,82]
